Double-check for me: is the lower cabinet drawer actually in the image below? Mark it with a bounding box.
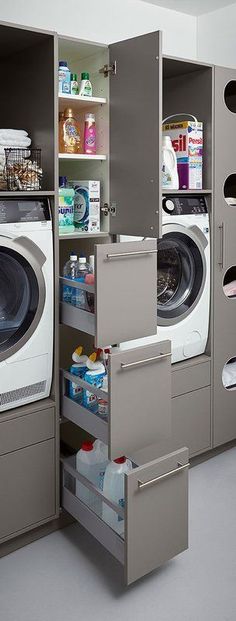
[61,446,189,585]
[0,439,56,542]
[172,387,211,457]
[61,341,171,460]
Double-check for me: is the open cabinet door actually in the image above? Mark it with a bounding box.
[109,31,162,237]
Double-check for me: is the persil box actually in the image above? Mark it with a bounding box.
[163,121,203,190]
[68,180,100,232]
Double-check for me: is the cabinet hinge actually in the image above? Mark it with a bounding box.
[99,61,116,77]
[101,202,117,216]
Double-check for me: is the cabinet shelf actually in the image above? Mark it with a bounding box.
[0,191,55,197]
[59,231,109,240]
[162,189,212,194]
[59,94,107,111]
[59,153,107,161]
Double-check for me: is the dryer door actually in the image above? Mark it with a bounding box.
[0,236,46,361]
[157,224,208,326]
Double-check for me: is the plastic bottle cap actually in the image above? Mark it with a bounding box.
[59,61,68,67]
[79,256,86,264]
[70,253,77,261]
[114,456,126,464]
[85,113,95,121]
[64,107,74,118]
[71,73,77,80]
[81,72,89,80]
[163,135,172,147]
[81,442,94,452]
[59,176,67,187]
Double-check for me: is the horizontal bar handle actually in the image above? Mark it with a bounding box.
[106,249,157,260]
[138,461,190,490]
[120,352,171,370]
[60,276,95,293]
[61,457,124,517]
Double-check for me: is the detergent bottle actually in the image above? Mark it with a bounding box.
[68,346,88,401]
[102,457,133,535]
[162,135,179,189]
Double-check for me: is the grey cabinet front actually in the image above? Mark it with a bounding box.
[61,239,157,348]
[0,439,56,542]
[213,66,236,446]
[62,446,189,585]
[62,341,171,460]
[109,31,162,238]
[125,447,189,584]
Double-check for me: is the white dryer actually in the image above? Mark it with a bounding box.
[0,198,53,411]
[120,194,210,364]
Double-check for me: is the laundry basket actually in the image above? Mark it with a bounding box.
[4,148,43,191]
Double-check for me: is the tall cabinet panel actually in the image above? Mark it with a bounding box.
[213,67,236,446]
[109,31,162,237]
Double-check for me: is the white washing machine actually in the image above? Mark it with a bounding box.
[0,198,53,411]
[120,194,210,363]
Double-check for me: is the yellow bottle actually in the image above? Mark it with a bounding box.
[60,107,82,154]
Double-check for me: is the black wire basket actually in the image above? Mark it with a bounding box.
[4,148,43,191]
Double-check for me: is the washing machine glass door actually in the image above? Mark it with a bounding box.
[157,228,207,325]
[0,244,45,361]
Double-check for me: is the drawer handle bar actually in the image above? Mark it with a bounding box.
[106,249,157,259]
[120,352,171,370]
[138,461,190,490]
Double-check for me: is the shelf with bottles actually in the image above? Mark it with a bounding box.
[59,153,107,161]
[59,94,107,111]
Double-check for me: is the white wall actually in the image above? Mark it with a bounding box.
[197,3,236,67]
[0,0,197,59]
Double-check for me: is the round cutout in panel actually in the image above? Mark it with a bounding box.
[223,266,236,298]
[224,81,236,113]
[224,175,236,207]
[222,358,236,391]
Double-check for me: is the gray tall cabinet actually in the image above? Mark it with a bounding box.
[0,21,235,585]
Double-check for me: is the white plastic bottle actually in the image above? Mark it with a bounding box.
[102,457,133,535]
[79,72,92,97]
[58,61,71,94]
[162,135,179,189]
[76,440,108,514]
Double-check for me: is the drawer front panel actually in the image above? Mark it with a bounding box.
[172,387,211,456]
[62,340,172,460]
[172,361,211,398]
[0,439,56,541]
[125,447,189,585]
[0,407,55,456]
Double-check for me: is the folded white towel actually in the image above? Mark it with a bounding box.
[0,129,28,140]
[0,137,31,148]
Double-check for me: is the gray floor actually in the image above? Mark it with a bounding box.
[0,448,236,621]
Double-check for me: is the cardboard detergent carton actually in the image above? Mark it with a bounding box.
[68,180,100,232]
[163,121,203,189]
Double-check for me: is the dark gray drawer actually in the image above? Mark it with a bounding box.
[0,407,55,456]
[61,445,189,585]
[0,439,56,542]
[172,387,211,457]
[172,358,211,398]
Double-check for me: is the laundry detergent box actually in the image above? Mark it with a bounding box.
[68,180,100,232]
[163,121,203,189]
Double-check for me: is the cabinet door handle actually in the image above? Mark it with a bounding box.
[106,249,157,260]
[218,223,225,269]
[120,352,171,370]
[138,462,190,490]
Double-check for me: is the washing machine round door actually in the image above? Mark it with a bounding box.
[157,223,208,326]
[0,237,46,361]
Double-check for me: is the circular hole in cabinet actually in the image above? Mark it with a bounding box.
[224,81,236,113]
[222,358,236,391]
[223,266,236,298]
[224,174,236,207]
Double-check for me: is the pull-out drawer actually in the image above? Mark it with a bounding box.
[61,341,171,459]
[60,240,157,348]
[61,446,189,585]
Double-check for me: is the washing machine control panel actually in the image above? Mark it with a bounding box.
[162,195,207,216]
[0,198,51,224]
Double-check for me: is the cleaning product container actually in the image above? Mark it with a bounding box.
[162,135,179,189]
[102,457,133,535]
